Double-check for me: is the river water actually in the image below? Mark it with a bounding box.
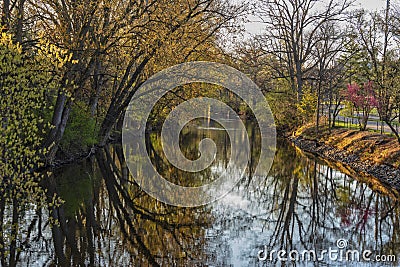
[18,121,400,266]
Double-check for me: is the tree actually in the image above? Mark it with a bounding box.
[297,86,318,124]
[255,0,351,101]
[311,20,350,135]
[325,61,347,129]
[345,81,378,130]
[28,0,247,159]
[351,6,400,142]
[233,40,302,132]
[96,0,247,146]
[0,32,67,267]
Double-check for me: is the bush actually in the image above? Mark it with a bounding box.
[296,87,317,123]
[60,103,98,154]
[265,91,301,133]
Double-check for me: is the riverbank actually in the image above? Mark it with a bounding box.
[290,124,400,195]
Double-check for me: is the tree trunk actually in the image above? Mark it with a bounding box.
[361,115,368,131]
[43,91,67,146]
[15,0,25,44]
[332,100,341,128]
[385,120,400,144]
[9,198,19,267]
[89,59,104,117]
[1,0,10,30]
[0,197,6,266]
[296,63,303,101]
[316,79,322,138]
[43,91,72,163]
[98,112,117,147]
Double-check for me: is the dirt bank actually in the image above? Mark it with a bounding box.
[290,125,400,194]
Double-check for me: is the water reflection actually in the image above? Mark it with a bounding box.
[13,122,400,266]
[206,140,400,266]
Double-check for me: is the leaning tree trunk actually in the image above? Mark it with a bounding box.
[43,96,71,163]
[384,120,400,144]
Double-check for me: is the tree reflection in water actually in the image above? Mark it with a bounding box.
[10,122,400,266]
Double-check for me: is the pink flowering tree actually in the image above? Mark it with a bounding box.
[345,81,378,130]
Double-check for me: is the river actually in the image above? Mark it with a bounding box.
[16,120,400,266]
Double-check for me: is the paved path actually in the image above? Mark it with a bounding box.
[334,115,397,134]
[321,105,399,134]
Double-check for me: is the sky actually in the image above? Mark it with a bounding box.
[245,0,389,35]
[354,0,387,11]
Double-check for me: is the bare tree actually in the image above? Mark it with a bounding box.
[312,21,349,135]
[255,0,351,101]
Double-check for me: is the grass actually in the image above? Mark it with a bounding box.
[329,120,398,138]
[334,120,359,129]
[338,116,400,126]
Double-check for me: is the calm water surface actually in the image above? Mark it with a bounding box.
[20,121,400,266]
